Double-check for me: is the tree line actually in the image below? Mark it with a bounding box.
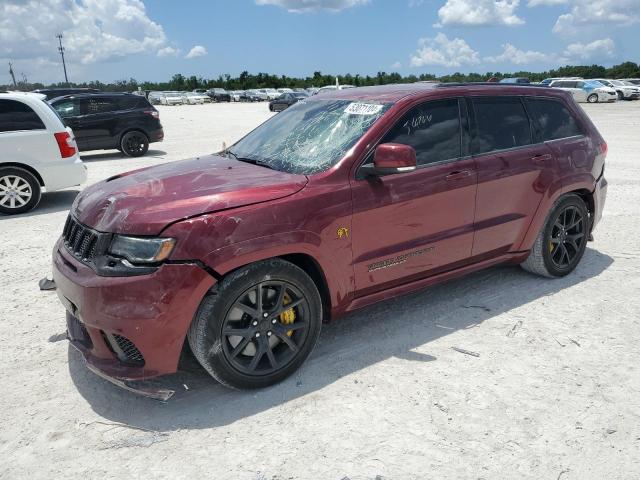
[4,61,640,92]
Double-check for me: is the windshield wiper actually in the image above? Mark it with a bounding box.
[226,150,275,170]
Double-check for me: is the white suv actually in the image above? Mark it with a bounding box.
[0,92,86,214]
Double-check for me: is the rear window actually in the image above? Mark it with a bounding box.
[525,97,583,141]
[473,97,531,154]
[0,99,45,132]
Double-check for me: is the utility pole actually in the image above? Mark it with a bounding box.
[8,62,17,88]
[56,33,69,85]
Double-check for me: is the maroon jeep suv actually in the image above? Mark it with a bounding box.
[52,83,607,396]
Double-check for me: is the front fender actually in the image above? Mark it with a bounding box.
[202,230,353,316]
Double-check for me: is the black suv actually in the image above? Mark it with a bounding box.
[206,88,231,102]
[49,93,163,157]
[33,88,100,100]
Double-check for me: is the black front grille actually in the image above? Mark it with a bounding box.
[111,334,145,366]
[62,215,107,262]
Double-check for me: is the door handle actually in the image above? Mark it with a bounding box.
[531,153,552,165]
[445,170,472,181]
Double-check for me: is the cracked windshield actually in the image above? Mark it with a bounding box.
[227,99,392,174]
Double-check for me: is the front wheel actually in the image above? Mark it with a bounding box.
[188,259,322,389]
[587,93,598,103]
[617,91,624,101]
[120,131,149,157]
[0,167,42,215]
[521,194,589,278]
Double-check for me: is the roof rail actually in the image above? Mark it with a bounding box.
[435,82,548,88]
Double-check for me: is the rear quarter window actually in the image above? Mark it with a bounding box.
[116,96,149,110]
[472,97,531,154]
[0,99,46,132]
[525,97,583,141]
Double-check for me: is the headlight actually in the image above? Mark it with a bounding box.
[109,235,176,263]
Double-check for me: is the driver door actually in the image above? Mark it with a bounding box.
[349,98,477,296]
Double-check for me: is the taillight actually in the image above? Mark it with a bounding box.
[144,110,159,119]
[599,142,608,157]
[54,132,77,158]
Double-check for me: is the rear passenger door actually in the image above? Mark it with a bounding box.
[469,96,557,258]
[78,97,119,150]
[525,96,589,190]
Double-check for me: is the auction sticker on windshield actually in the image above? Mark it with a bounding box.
[345,103,384,115]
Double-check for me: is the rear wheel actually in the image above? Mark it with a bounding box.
[188,259,322,389]
[521,194,589,278]
[120,131,149,157]
[617,91,624,101]
[0,167,41,215]
[587,93,598,103]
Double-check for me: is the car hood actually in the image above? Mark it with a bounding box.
[72,155,308,235]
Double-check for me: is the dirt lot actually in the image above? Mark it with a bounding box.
[1,100,639,480]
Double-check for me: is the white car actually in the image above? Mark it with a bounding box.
[261,88,281,100]
[0,92,86,214]
[230,90,244,102]
[592,79,640,100]
[548,79,617,103]
[276,88,294,94]
[182,92,206,104]
[149,91,184,105]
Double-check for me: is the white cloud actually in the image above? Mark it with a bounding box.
[552,0,640,33]
[0,0,166,67]
[485,43,556,64]
[255,0,370,12]
[564,38,615,60]
[527,0,567,5]
[391,61,402,69]
[437,0,524,26]
[410,33,480,68]
[157,46,180,57]
[185,45,207,59]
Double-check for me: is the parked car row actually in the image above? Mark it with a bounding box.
[501,77,640,103]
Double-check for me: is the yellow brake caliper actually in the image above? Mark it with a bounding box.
[279,293,296,337]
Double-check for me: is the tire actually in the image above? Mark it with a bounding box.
[617,91,624,101]
[188,258,322,389]
[587,93,598,103]
[521,194,589,278]
[120,131,149,157]
[0,167,42,215]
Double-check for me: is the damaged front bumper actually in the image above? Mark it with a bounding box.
[53,239,216,399]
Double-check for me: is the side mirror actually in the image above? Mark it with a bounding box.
[360,143,417,177]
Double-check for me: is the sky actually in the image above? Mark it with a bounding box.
[1,0,639,85]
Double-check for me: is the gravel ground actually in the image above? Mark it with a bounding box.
[0,100,639,480]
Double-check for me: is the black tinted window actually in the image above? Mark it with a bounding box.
[473,97,531,154]
[84,97,116,114]
[382,98,461,166]
[0,99,45,132]
[53,99,81,118]
[525,97,583,141]
[116,96,144,110]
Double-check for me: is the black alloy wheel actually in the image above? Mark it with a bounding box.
[120,131,149,157]
[548,205,586,270]
[221,281,310,376]
[188,259,322,389]
[521,194,589,278]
